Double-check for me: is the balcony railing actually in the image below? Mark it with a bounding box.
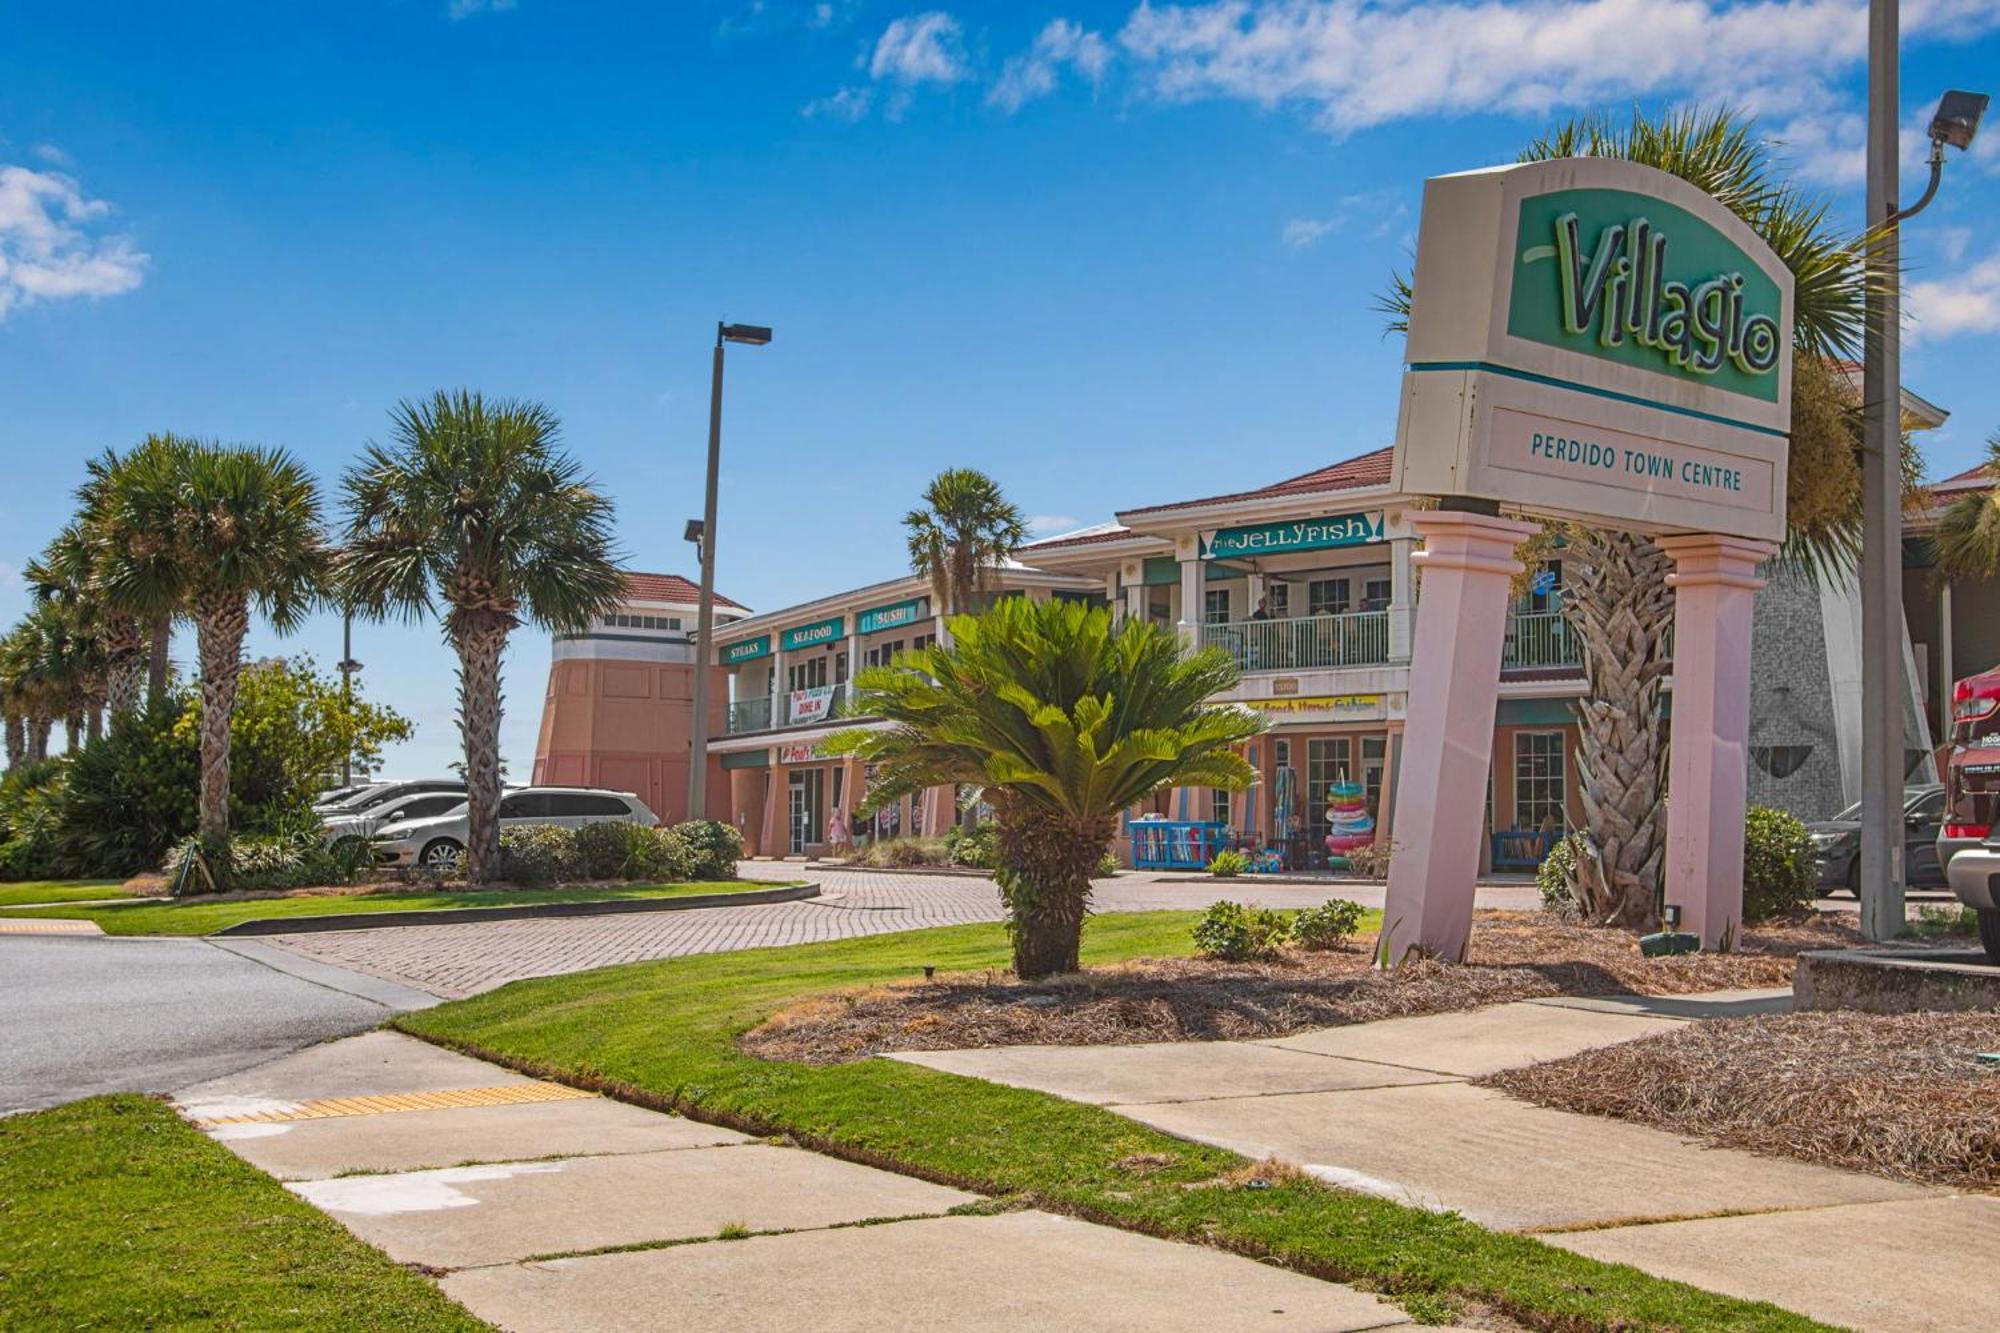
[1202,611,1390,672]
[1501,610,1581,670]
[723,682,863,735]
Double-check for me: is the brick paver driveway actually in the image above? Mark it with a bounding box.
[264,865,1540,999]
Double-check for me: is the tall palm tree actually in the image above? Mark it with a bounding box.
[903,468,1028,614]
[1382,106,1874,927]
[337,390,623,883]
[24,527,121,730]
[83,436,203,709]
[832,598,1263,978]
[0,621,48,767]
[100,441,328,839]
[1932,431,2000,584]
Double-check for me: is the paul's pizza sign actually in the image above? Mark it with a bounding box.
[1391,159,1795,542]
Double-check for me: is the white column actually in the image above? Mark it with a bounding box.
[769,648,785,726]
[846,627,862,714]
[1246,571,1265,617]
[1103,571,1121,623]
[1387,536,1415,661]
[1177,546,1204,647]
[1939,579,1955,735]
[1124,561,1146,625]
[1658,535,1776,949]
[1380,511,1538,967]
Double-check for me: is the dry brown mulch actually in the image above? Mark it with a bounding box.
[740,911,1863,1066]
[1483,1010,2000,1190]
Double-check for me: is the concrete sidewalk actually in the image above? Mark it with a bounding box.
[893,992,2000,1332]
[178,1031,1434,1332]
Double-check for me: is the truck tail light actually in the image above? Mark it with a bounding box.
[1945,823,1991,840]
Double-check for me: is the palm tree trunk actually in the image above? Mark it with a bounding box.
[4,713,23,771]
[147,615,172,705]
[453,616,512,884]
[1562,528,1675,928]
[87,705,103,744]
[193,593,250,842]
[28,717,51,763]
[103,616,146,718]
[64,713,82,753]
[993,802,1113,978]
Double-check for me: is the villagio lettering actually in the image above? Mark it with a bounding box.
[1547,212,1782,379]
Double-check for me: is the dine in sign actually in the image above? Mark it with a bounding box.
[1390,158,1795,541]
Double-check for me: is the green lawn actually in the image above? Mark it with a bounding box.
[399,914,1832,1332]
[0,1095,484,1331]
[0,878,133,908]
[0,880,788,936]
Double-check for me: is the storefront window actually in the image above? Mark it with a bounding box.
[788,657,829,691]
[1204,588,1232,624]
[1513,731,1567,830]
[1308,578,1352,617]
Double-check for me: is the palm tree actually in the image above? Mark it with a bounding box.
[337,390,623,883]
[24,527,121,731]
[1932,431,2000,583]
[903,468,1028,614]
[82,436,203,709]
[98,441,328,839]
[832,597,1264,978]
[1382,106,1874,927]
[0,622,49,767]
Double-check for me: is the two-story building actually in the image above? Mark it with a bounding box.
[706,564,1102,857]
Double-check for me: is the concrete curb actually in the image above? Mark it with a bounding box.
[213,882,822,937]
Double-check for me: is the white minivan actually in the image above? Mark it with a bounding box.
[371,787,658,870]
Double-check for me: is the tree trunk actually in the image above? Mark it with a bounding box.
[4,713,23,771]
[993,800,1114,978]
[28,717,51,763]
[64,713,82,753]
[1562,528,1675,928]
[147,615,172,705]
[193,593,250,842]
[453,616,512,884]
[102,615,146,718]
[87,704,103,744]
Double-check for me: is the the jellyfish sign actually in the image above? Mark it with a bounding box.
[1390,158,1794,544]
[1381,157,1795,967]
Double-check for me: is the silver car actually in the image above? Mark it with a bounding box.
[1944,837,2000,962]
[372,787,659,870]
[323,790,470,846]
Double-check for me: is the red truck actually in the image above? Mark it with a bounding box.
[1941,667,2000,960]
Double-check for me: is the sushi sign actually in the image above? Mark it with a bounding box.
[1389,158,1795,542]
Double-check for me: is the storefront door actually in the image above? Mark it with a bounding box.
[788,768,825,855]
[1306,734,1387,867]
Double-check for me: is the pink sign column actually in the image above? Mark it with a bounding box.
[1380,510,1539,966]
[1658,534,1776,948]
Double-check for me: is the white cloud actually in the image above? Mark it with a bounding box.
[30,144,70,167]
[448,0,517,18]
[1281,217,1336,248]
[1282,189,1408,247]
[870,11,970,84]
[0,163,148,321]
[1027,513,1082,534]
[803,86,875,120]
[1908,251,2000,341]
[990,19,1114,112]
[1116,0,2000,136]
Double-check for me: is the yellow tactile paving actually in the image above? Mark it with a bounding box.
[194,1082,595,1125]
[0,918,104,935]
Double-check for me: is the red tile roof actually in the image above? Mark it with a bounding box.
[1935,459,1997,495]
[1020,525,1145,553]
[622,571,746,611]
[1119,447,1395,518]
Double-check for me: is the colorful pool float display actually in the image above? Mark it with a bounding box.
[1323,780,1376,867]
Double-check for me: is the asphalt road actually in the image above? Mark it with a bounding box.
[0,935,437,1114]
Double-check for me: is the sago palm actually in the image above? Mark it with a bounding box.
[903,468,1028,614]
[337,390,623,883]
[1382,105,1873,927]
[831,598,1264,978]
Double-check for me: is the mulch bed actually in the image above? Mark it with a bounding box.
[739,911,1863,1066]
[1483,1010,2000,1190]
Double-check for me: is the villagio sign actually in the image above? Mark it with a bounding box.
[1200,512,1384,561]
[1390,158,1795,542]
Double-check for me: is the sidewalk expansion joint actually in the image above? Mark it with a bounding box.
[191,1082,595,1125]
[451,1209,961,1273]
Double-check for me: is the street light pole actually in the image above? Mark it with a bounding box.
[687,321,771,823]
[1860,0,1904,942]
[337,608,363,789]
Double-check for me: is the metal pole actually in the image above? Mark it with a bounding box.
[340,609,354,788]
[687,326,726,823]
[1860,0,1906,940]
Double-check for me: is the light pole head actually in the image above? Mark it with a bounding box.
[683,518,706,545]
[720,323,773,346]
[1929,90,1988,152]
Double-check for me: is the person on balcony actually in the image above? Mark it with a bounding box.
[1250,597,1272,622]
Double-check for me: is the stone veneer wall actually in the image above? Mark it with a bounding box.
[1745,563,1847,821]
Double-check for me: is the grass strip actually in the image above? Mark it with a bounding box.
[396,912,1833,1332]
[0,880,778,936]
[0,879,132,908]
[0,1095,484,1331]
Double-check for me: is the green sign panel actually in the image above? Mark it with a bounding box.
[1508,187,1783,403]
[780,616,845,651]
[857,597,929,635]
[1199,512,1383,561]
[720,634,770,665]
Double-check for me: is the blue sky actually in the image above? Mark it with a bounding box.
[5,0,1998,777]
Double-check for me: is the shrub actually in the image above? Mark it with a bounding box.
[1096,849,1119,877]
[1191,900,1292,961]
[1743,805,1816,922]
[1538,834,1582,912]
[943,819,998,869]
[630,825,696,882]
[858,836,950,868]
[498,824,580,887]
[1207,850,1250,877]
[1293,898,1366,950]
[161,825,360,895]
[675,819,744,880]
[573,820,659,880]
[1341,841,1393,879]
